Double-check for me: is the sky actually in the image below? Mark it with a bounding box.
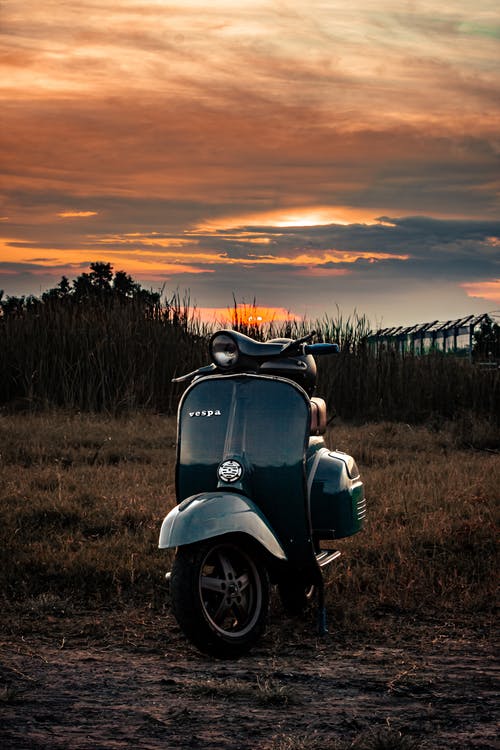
[1,0,499,326]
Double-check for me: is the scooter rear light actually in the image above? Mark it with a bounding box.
[210,333,239,368]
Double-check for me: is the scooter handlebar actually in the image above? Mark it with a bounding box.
[172,339,339,382]
[172,363,217,383]
[304,343,339,355]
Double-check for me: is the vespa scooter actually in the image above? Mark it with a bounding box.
[159,330,365,657]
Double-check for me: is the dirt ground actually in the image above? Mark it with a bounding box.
[0,609,498,750]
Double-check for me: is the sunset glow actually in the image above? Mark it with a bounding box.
[194,206,386,232]
[196,305,298,326]
[461,280,500,305]
[58,212,99,219]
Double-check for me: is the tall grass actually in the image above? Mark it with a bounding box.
[0,297,498,429]
[0,293,209,413]
[317,339,500,427]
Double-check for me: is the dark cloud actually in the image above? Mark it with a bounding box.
[192,216,500,269]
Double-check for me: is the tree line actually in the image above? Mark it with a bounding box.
[0,262,161,317]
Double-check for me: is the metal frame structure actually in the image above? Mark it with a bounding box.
[367,314,492,355]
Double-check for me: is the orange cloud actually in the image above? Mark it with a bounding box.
[461,280,500,304]
[87,244,408,271]
[94,234,196,247]
[1,230,410,284]
[0,240,212,278]
[292,250,409,265]
[299,267,351,278]
[58,211,98,218]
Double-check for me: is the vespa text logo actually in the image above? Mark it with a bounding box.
[188,409,222,418]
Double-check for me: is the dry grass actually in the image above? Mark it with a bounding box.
[0,412,177,612]
[328,420,498,627]
[264,729,421,750]
[0,412,497,639]
[179,674,299,707]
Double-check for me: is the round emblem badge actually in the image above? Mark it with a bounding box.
[217,459,243,483]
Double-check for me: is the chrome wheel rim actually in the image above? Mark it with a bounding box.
[198,543,263,638]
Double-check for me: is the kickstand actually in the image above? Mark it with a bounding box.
[316,577,328,636]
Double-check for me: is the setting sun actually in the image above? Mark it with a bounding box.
[196,304,298,325]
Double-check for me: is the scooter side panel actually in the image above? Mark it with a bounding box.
[158,492,287,560]
[308,448,365,539]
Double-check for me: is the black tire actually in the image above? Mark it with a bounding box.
[278,578,316,616]
[170,538,269,658]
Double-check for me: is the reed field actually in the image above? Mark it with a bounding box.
[0,411,497,640]
[0,292,499,428]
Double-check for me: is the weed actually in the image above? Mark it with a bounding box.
[185,677,256,702]
[264,733,342,749]
[265,728,420,750]
[255,676,298,706]
[353,728,421,750]
[181,675,299,707]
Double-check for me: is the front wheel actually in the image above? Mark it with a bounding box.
[170,539,269,658]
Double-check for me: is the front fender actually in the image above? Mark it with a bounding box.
[158,492,287,561]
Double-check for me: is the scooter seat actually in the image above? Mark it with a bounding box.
[310,397,327,435]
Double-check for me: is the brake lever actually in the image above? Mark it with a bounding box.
[280,330,317,356]
[172,363,217,383]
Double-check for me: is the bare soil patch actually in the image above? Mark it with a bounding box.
[0,611,498,750]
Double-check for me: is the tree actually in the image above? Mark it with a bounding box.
[42,276,71,302]
[1,263,161,314]
[89,262,113,292]
[473,316,500,360]
[113,270,136,299]
[72,262,113,301]
[0,295,27,318]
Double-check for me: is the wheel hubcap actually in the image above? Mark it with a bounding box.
[198,544,263,638]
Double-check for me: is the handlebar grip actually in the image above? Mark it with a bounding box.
[304,343,339,355]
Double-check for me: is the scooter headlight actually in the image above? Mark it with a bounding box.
[210,333,239,368]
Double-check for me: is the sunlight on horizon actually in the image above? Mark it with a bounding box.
[195,304,299,325]
[195,206,388,231]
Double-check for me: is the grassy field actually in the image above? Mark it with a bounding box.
[0,411,497,642]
